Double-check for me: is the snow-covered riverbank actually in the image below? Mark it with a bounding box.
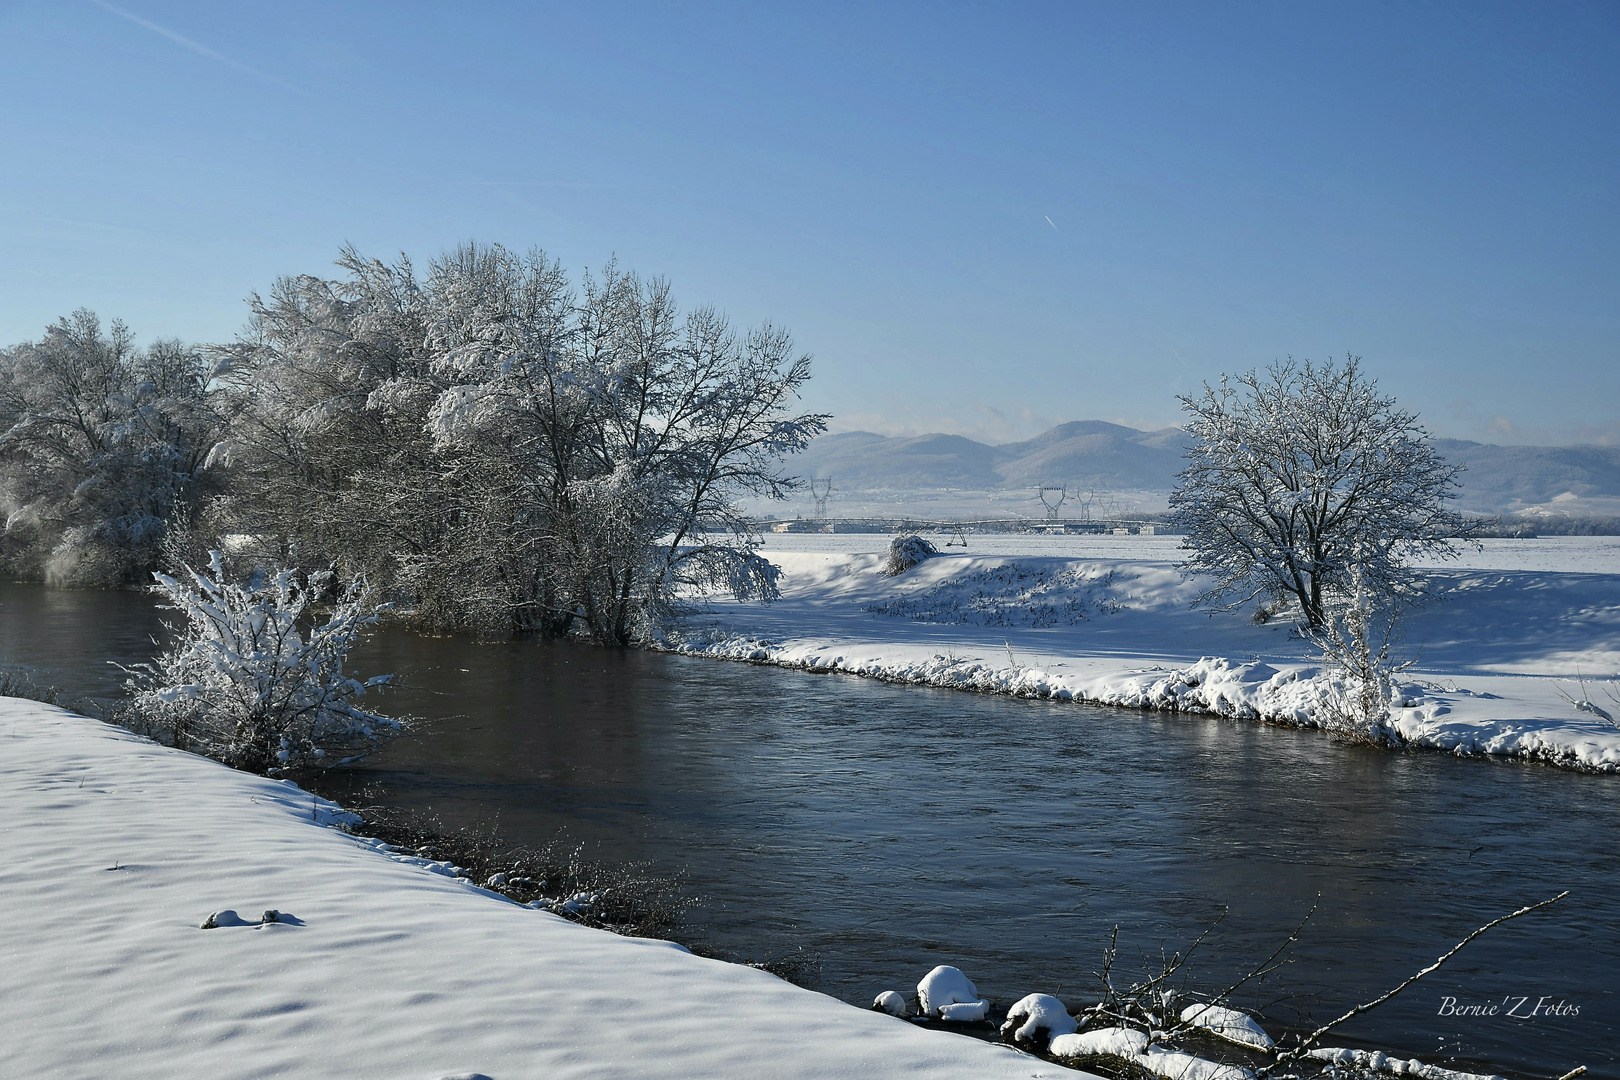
[0,699,1082,1080]
[669,539,1620,772]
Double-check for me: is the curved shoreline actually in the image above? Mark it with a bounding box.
[661,632,1620,775]
[0,698,1074,1080]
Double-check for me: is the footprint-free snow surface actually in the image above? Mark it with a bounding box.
[0,700,1084,1080]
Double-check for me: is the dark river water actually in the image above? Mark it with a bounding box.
[4,581,1616,1078]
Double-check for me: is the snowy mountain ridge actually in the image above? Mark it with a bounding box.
[795,422,1620,516]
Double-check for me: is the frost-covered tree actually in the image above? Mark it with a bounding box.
[0,311,221,585]
[1169,357,1467,628]
[122,552,402,774]
[204,251,449,598]
[419,246,822,642]
[214,243,826,643]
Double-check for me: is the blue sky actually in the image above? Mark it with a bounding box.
[1,1,1615,445]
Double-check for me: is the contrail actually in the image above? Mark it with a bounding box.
[1044,215,1060,234]
[89,0,310,96]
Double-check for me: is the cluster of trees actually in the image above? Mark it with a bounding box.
[0,243,826,644]
[0,310,220,587]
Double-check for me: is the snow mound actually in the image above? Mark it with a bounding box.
[1179,1002,1273,1049]
[873,990,908,1016]
[938,1000,989,1022]
[1308,1047,1506,1080]
[917,965,985,1018]
[1048,1026,1149,1059]
[1000,993,1077,1043]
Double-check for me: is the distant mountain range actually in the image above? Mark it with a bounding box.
[792,421,1620,516]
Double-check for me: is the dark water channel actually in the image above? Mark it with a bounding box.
[4,581,1616,1078]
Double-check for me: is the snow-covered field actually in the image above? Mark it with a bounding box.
[757,533,1620,574]
[676,537,1620,772]
[0,699,1085,1080]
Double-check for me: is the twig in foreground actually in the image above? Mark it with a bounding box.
[1267,891,1570,1073]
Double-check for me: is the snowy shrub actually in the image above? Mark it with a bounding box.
[1309,559,1412,746]
[121,551,402,774]
[1555,672,1619,728]
[882,535,938,576]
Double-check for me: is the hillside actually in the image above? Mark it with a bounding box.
[791,423,1620,516]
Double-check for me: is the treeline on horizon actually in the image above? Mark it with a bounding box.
[0,243,827,644]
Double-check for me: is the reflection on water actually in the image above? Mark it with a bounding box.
[3,581,1615,1077]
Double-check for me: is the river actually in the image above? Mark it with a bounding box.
[3,580,1614,1078]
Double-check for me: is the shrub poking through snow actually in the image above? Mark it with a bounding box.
[1000,993,1077,1046]
[0,667,62,706]
[120,551,403,774]
[314,801,696,945]
[882,535,938,576]
[917,965,988,1020]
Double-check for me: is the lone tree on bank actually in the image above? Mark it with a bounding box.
[1169,356,1466,629]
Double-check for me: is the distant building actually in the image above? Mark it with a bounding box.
[1112,527,1130,536]
[771,520,817,533]
[1139,525,1155,535]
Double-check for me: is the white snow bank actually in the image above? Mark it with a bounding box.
[1002,993,1079,1042]
[671,551,1620,772]
[1178,1003,1273,1049]
[0,700,1095,1080]
[1308,1046,1505,1080]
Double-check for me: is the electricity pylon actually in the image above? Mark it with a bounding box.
[810,477,833,520]
[1037,484,1067,520]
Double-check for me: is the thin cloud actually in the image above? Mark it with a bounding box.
[1044,215,1060,234]
[89,0,310,96]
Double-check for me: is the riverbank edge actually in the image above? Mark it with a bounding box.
[0,697,1098,1080]
[657,633,1619,775]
